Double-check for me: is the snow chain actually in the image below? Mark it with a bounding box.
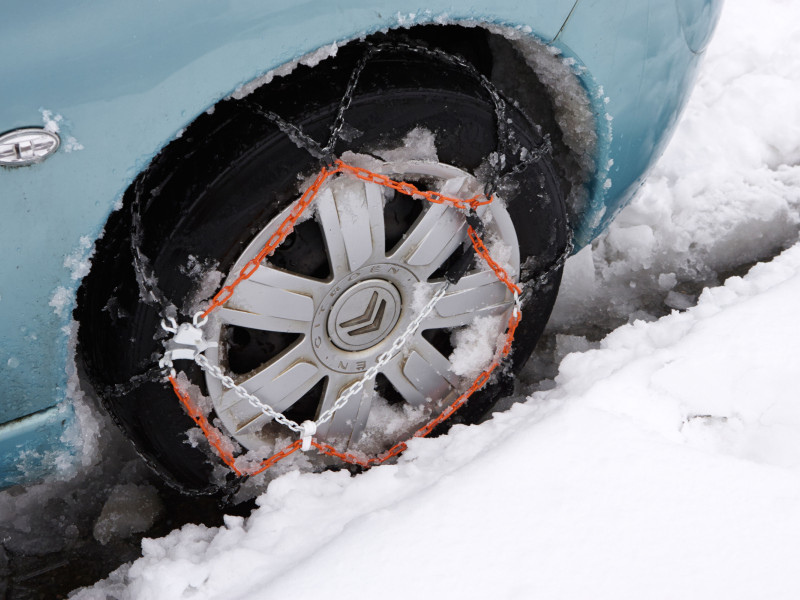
[159,160,526,477]
[149,42,572,479]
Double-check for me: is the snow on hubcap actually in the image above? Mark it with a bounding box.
[203,159,520,452]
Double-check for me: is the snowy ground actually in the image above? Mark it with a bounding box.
[13,0,800,597]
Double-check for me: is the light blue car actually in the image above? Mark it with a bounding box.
[0,0,722,494]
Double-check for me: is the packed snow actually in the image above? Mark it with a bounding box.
[9,0,800,597]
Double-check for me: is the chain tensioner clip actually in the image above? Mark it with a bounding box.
[158,313,217,377]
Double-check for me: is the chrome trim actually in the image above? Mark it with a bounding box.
[0,127,60,167]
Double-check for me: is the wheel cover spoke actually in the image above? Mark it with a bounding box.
[379,354,425,406]
[317,178,385,277]
[219,274,318,333]
[391,203,466,278]
[405,335,461,389]
[423,271,513,329]
[389,175,481,279]
[315,374,373,443]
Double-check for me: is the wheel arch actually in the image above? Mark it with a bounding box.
[80,21,592,289]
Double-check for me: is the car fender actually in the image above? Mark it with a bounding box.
[555,0,723,247]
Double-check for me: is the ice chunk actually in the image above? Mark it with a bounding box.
[93,483,163,545]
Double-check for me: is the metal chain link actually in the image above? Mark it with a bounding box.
[324,47,373,158]
[246,40,549,190]
[337,161,492,211]
[246,102,328,161]
[130,182,173,313]
[101,365,166,397]
[524,233,575,291]
[193,353,304,433]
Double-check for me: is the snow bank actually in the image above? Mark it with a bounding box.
[75,241,800,600]
[551,0,800,332]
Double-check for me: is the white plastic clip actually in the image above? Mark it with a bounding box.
[299,420,317,452]
[158,319,218,374]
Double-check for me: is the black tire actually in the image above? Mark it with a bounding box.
[77,41,568,495]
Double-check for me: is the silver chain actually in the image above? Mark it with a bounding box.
[193,283,449,437]
[194,353,304,434]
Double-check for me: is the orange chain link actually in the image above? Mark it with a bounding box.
[199,164,337,319]
[199,160,492,321]
[336,161,493,211]
[170,160,521,477]
[169,374,244,476]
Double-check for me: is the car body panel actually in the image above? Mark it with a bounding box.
[556,0,716,246]
[0,405,72,488]
[0,0,721,488]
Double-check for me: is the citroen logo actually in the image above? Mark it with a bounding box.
[339,291,387,336]
[327,280,402,351]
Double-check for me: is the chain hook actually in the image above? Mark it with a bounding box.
[193,311,209,328]
[161,316,179,334]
